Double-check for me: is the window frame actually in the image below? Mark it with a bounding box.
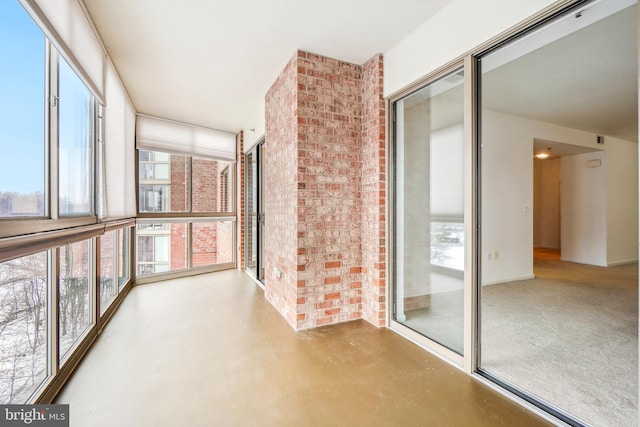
[0,39,100,239]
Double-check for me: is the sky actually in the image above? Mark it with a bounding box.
[0,0,45,194]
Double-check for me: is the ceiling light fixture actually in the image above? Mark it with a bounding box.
[535,147,552,159]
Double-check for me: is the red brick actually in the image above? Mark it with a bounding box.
[325,292,341,300]
[324,276,340,285]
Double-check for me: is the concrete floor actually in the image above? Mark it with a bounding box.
[56,270,549,426]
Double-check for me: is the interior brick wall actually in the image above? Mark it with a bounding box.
[295,51,363,329]
[264,50,386,330]
[361,54,387,327]
[265,55,300,327]
[237,131,245,270]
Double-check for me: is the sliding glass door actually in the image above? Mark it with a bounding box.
[392,68,466,355]
[477,1,638,425]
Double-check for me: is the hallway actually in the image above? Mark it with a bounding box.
[56,270,547,426]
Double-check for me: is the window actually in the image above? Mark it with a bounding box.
[58,58,94,217]
[117,228,131,290]
[0,0,133,407]
[59,240,92,362]
[0,2,98,236]
[100,227,131,313]
[99,230,116,312]
[136,150,236,278]
[192,221,234,268]
[0,252,48,403]
[136,224,187,276]
[0,1,46,218]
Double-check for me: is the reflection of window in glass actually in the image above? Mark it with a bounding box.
[0,1,46,218]
[0,252,48,403]
[430,222,464,270]
[59,240,91,361]
[58,58,93,217]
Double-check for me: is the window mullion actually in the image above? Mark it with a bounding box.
[49,248,59,377]
[48,43,59,220]
[188,156,193,213]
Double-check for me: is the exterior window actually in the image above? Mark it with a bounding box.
[0,252,48,403]
[117,228,131,290]
[99,230,116,314]
[0,1,46,218]
[100,226,131,313]
[59,240,92,362]
[58,58,94,216]
[192,221,234,268]
[0,2,98,232]
[136,224,187,276]
[136,150,235,277]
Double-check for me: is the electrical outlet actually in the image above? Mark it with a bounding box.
[488,253,492,261]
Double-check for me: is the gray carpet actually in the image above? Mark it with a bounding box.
[403,253,638,426]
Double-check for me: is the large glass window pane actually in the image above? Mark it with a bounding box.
[59,240,91,360]
[59,58,93,216]
[192,221,234,268]
[99,230,116,314]
[0,252,48,403]
[136,223,187,276]
[479,2,638,425]
[118,228,130,290]
[0,1,45,218]
[393,68,465,355]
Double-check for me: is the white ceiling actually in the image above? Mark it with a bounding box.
[482,3,638,142]
[82,0,453,134]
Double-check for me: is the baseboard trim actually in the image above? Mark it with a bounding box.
[481,274,535,286]
[607,258,638,267]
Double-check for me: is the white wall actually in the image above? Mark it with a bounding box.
[561,152,608,266]
[606,136,639,265]
[243,102,266,153]
[482,110,638,284]
[384,0,556,97]
[481,110,534,285]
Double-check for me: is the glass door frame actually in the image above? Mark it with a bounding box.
[245,140,265,283]
[386,0,633,424]
[388,61,472,368]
